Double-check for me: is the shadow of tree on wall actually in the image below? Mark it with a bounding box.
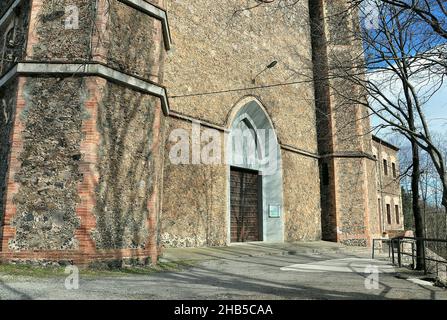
[93,82,157,251]
[161,121,227,248]
[193,164,226,247]
[10,77,84,251]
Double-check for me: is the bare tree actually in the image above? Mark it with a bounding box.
[351,0,447,39]
[231,1,447,257]
[321,1,447,268]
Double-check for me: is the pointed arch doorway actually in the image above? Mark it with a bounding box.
[230,166,262,242]
[227,98,284,244]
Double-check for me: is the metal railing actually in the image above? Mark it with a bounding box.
[372,237,447,278]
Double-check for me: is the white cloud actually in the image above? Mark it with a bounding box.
[361,0,380,30]
[367,49,447,138]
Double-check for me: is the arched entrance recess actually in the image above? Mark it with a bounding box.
[227,98,284,243]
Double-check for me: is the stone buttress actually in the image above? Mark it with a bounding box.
[0,0,171,265]
[309,0,380,246]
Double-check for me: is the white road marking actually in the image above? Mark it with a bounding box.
[280,258,396,274]
[406,278,434,286]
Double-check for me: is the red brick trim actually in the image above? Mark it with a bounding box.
[74,77,104,254]
[0,77,26,251]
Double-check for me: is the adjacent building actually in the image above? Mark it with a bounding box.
[372,136,404,236]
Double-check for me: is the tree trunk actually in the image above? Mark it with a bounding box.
[442,182,447,215]
[411,140,425,270]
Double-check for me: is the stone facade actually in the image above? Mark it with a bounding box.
[161,117,228,248]
[162,0,321,246]
[0,0,401,265]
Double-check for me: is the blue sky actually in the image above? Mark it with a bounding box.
[424,86,447,132]
[372,84,447,142]
[360,0,447,144]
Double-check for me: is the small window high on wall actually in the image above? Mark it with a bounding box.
[386,204,391,224]
[392,163,397,178]
[383,159,388,176]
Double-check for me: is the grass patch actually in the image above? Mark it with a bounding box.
[0,260,196,279]
[80,260,197,278]
[0,263,66,278]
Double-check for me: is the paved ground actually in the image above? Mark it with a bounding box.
[0,242,446,300]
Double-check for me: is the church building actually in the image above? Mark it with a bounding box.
[0,0,400,265]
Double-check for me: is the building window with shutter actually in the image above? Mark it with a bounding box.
[395,205,400,224]
[392,163,397,178]
[386,204,391,224]
[383,159,388,176]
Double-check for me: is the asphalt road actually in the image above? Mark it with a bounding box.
[0,250,445,300]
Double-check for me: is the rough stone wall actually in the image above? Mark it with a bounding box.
[0,0,30,75]
[92,82,157,249]
[103,0,162,80]
[164,0,318,153]
[161,118,227,247]
[0,81,17,225]
[323,0,372,155]
[334,158,369,246]
[10,77,85,251]
[1,0,96,252]
[88,0,166,251]
[1,0,167,260]
[28,0,94,60]
[325,1,367,153]
[325,1,351,46]
[282,151,322,241]
[162,0,322,245]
